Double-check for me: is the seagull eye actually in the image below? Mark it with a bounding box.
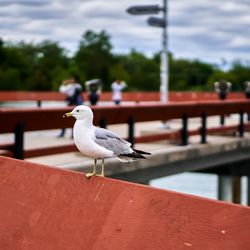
[76,110,79,112]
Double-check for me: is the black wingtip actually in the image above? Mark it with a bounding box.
[133,149,151,155]
[120,152,147,159]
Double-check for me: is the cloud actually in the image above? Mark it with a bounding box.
[0,0,249,64]
[0,0,49,6]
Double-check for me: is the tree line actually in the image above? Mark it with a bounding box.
[0,30,249,92]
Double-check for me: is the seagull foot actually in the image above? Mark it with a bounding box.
[85,172,96,178]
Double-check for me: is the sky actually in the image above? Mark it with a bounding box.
[0,0,250,67]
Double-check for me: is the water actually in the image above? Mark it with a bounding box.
[151,173,248,205]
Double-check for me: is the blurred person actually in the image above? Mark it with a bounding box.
[58,78,83,137]
[59,78,83,106]
[244,81,250,99]
[214,80,232,125]
[214,80,232,100]
[85,79,102,105]
[244,81,250,121]
[111,79,127,105]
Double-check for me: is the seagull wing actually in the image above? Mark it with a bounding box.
[94,127,132,156]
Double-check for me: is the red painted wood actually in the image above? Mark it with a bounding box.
[0,91,246,103]
[0,100,247,133]
[0,143,13,150]
[0,156,250,250]
[0,91,66,101]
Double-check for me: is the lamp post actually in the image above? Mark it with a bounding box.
[127,1,169,103]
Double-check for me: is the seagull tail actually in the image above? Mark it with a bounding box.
[116,149,151,162]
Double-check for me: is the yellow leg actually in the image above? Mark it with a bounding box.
[101,159,105,177]
[85,159,97,178]
[96,159,105,177]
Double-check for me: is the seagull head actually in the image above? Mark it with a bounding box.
[63,105,93,121]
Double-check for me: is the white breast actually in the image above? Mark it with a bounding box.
[73,121,113,159]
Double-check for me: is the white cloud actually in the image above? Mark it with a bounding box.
[0,0,249,64]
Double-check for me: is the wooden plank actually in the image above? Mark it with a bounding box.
[0,143,13,150]
[0,91,66,101]
[0,107,74,132]
[0,91,246,102]
[0,156,250,250]
[1,101,250,132]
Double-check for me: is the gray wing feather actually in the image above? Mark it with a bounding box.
[94,127,131,156]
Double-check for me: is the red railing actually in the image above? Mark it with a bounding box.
[1,156,250,250]
[1,100,250,159]
[0,90,246,105]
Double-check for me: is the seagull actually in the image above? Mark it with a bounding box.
[63,105,151,178]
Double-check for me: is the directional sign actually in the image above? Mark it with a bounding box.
[147,17,166,28]
[127,5,162,15]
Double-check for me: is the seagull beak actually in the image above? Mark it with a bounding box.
[63,112,73,118]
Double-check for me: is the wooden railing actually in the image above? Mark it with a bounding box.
[1,156,250,249]
[1,100,250,159]
[0,91,246,106]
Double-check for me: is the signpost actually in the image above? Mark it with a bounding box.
[127,5,162,15]
[127,0,169,103]
[147,17,166,28]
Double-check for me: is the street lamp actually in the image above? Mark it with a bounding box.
[127,1,169,103]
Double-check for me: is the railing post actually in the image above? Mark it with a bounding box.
[239,110,244,137]
[220,114,225,125]
[200,112,207,144]
[37,100,42,107]
[218,175,241,204]
[14,123,25,160]
[99,118,107,129]
[232,176,241,204]
[181,114,188,146]
[128,116,135,147]
[218,175,232,202]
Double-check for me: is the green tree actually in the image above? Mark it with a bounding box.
[0,40,30,90]
[116,50,159,91]
[29,40,69,90]
[74,30,114,90]
[0,39,70,90]
[1,31,250,92]
[169,55,215,91]
[229,61,250,91]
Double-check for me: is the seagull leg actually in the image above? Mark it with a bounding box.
[100,159,105,177]
[85,159,97,178]
[101,159,105,177]
[95,159,105,177]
